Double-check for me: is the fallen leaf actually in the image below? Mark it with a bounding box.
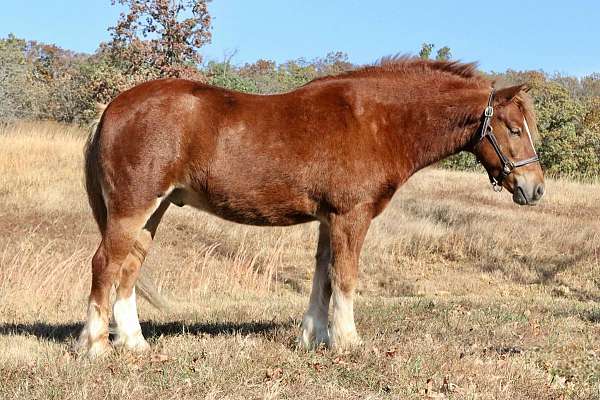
[441,376,458,393]
[151,353,170,363]
[312,362,326,372]
[265,367,283,381]
[332,356,348,365]
[425,378,447,399]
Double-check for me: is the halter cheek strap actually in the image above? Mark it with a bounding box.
[476,90,540,191]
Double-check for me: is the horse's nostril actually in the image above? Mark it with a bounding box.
[535,184,545,198]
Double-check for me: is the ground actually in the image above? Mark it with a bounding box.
[0,122,599,399]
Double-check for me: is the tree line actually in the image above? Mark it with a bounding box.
[0,1,598,179]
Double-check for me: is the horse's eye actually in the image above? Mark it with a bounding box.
[510,127,522,136]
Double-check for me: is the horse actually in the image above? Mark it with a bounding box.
[78,57,544,357]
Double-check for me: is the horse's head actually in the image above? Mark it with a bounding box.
[472,84,545,205]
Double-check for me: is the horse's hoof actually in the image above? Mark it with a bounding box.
[81,339,113,359]
[297,332,330,350]
[113,334,150,353]
[330,332,363,351]
[298,324,330,350]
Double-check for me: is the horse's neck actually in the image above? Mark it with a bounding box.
[378,84,488,176]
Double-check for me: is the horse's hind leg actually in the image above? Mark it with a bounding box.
[112,200,170,351]
[77,241,111,357]
[78,200,164,357]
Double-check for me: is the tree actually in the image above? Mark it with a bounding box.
[0,35,36,120]
[106,0,212,79]
[419,43,434,59]
[313,51,352,75]
[435,46,451,61]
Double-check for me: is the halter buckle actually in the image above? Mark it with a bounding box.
[491,180,503,192]
[484,106,494,117]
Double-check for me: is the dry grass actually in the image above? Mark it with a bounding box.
[0,121,599,399]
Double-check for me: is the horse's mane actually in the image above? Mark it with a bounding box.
[307,55,538,138]
[308,55,488,85]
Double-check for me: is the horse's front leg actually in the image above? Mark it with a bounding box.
[328,205,371,349]
[299,223,332,349]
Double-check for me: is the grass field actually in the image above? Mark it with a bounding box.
[0,121,599,399]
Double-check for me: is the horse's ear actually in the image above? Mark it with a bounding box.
[494,84,527,104]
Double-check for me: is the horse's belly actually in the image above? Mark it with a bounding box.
[168,187,317,226]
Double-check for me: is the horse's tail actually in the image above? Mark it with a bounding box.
[84,103,108,234]
[135,271,172,311]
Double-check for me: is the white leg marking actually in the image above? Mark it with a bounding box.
[299,272,330,349]
[112,288,149,351]
[329,288,361,349]
[78,301,111,357]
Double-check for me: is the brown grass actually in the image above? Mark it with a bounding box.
[0,121,599,399]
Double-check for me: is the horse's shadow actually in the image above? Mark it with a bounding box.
[0,319,293,343]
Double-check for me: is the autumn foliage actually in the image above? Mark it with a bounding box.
[106,0,211,80]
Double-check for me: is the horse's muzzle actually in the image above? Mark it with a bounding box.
[513,182,545,205]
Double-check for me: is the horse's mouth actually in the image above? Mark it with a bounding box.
[513,186,539,206]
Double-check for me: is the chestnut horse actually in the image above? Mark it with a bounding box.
[78,57,544,357]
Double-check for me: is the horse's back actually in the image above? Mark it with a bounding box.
[96,78,396,224]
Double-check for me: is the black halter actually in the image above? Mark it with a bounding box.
[475,89,540,191]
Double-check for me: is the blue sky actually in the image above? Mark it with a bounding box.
[1,0,598,76]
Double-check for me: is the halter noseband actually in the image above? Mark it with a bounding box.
[475,89,540,192]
